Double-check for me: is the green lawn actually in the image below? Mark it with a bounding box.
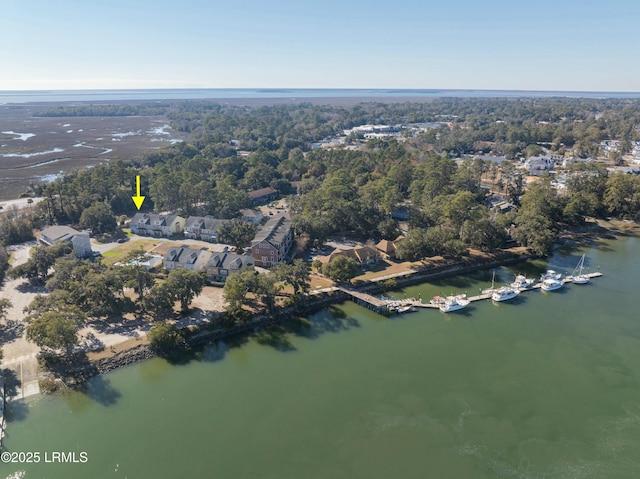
[101,239,159,264]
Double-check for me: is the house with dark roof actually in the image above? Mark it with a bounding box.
[162,247,253,282]
[163,247,212,271]
[206,252,255,283]
[130,213,184,237]
[249,214,293,267]
[39,225,92,257]
[184,216,228,242]
[239,208,264,224]
[320,245,381,268]
[247,186,278,205]
[524,156,556,176]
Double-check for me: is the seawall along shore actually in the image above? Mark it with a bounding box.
[45,252,536,384]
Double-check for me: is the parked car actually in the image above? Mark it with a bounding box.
[116,238,128,243]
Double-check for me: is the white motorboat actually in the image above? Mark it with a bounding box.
[397,305,415,313]
[511,274,535,290]
[541,278,563,291]
[570,253,590,284]
[491,286,519,302]
[439,294,470,313]
[541,270,563,281]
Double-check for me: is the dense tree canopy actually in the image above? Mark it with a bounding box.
[79,202,117,235]
[216,218,258,250]
[322,256,360,283]
[272,259,311,297]
[0,245,9,285]
[165,268,206,313]
[0,298,12,322]
[9,242,73,283]
[6,96,640,362]
[18,98,639,258]
[0,215,35,246]
[26,311,82,352]
[148,321,184,352]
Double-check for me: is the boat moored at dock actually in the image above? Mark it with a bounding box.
[378,271,602,315]
[541,278,563,291]
[396,305,416,313]
[439,294,470,313]
[430,296,445,306]
[541,270,563,281]
[491,286,520,302]
[511,274,535,290]
[568,254,590,284]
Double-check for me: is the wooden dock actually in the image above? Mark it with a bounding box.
[338,287,390,315]
[379,271,603,314]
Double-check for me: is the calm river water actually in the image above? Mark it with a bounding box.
[3,235,640,479]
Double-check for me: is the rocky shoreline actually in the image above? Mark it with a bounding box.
[47,251,537,385]
[94,345,156,374]
[66,222,632,383]
[52,290,346,383]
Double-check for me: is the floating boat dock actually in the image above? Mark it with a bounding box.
[342,272,603,315]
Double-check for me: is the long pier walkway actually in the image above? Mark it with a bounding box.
[353,272,603,314]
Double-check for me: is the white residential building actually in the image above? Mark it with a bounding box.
[39,225,92,257]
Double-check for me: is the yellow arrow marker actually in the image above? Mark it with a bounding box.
[132,175,146,210]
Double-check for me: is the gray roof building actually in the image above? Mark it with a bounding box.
[130,213,184,237]
[206,252,255,282]
[163,247,212,271]
[39,225,92,257]
[183,216,228,241]
[525,156,556,176]
[249,214,293,267]
[251,215,292,248]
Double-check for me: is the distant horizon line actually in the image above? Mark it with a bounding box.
[1,87,640,94]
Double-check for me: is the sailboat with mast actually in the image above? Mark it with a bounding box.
[482,271,497,294]
[570,253,589,284]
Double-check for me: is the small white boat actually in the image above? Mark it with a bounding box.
[572,275,589,285]
[511,274,535,290]
[492,286,519,302]
[541,270,563,281]
[397,305,415,313]
[439,294,470,313]
[541,278,563,291]
[570,254,590,284]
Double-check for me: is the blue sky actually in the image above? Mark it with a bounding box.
[1,0,639,91]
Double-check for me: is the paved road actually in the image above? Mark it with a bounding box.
[1,242,42,398]
[0,197,44,212]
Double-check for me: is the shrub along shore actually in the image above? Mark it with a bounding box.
[46,247,537,387]
[32,218,639,391]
